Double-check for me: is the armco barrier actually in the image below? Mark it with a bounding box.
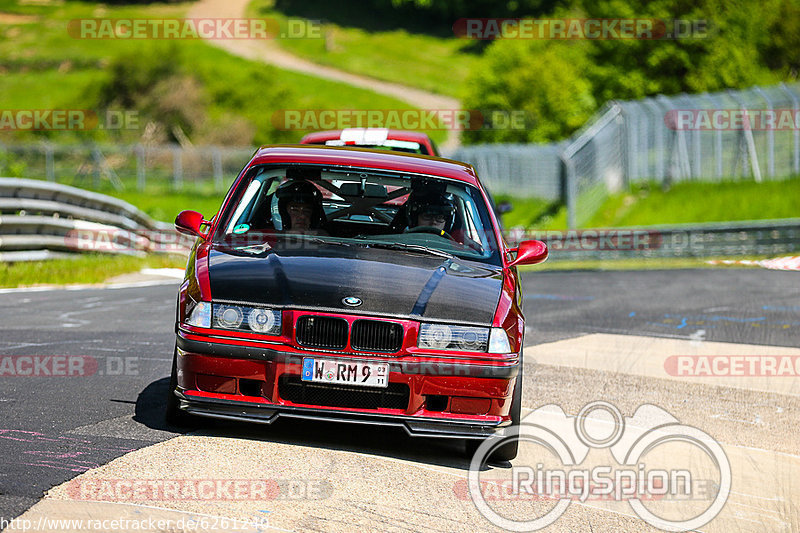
[0,178,193,260]
[2,178,796,262]
[506,218,800,260]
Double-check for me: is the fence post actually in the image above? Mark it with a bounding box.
[135,144,146,191]
[212,147,223,192]
[728,89,762,182]
[688,94,702,178]
[560,154,576,229]
[44,143,54,182]
[780,83,799,175]
[622,102,636,187]
[708,93,724,179]
[753,86,775,178]
[91,147,102,189]
[172,146,183,190]
[645,99,665,182]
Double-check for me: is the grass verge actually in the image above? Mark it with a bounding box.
[0,253,186,288]
[1,252,772,289]
[112,189,227,223]
[247,0,479,100]
[585,178,800,228]
[501,177,800,231]
[0,0,438,145]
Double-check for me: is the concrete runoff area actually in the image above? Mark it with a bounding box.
[6,332,799,532]
[1,269,798,532]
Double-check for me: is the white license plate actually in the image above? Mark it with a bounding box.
[301,358,389,388]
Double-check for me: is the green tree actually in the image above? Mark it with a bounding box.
[463,39,596,143]
[463,0,793,144]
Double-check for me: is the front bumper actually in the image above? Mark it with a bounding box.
[175,330,519,439]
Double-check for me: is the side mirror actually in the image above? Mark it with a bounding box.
[508,239,548,267]
[175,210,209,240]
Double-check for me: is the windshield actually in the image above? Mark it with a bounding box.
[213,164,501,265]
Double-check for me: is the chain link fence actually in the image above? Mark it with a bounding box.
[0,142,255,193]
[449,82,800,228]
[1,83,798,227]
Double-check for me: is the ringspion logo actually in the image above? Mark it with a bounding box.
[468,401,730,531]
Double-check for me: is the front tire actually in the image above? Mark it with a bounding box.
[165,345,193,426]
[466,362,522,463]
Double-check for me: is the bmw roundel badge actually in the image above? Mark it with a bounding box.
[342,296,362,307]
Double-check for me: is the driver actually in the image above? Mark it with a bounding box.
[274,180,328,234]
[406,192,456,236]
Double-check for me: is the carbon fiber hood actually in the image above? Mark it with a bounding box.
[207,242,503,325]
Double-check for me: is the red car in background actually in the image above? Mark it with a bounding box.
[170,145,546,461]
[300,128,439,156]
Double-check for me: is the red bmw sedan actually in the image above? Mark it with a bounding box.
[170,145,547,460]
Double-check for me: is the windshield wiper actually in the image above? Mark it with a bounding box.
[231,241,272,254]
[365,241,454,259]
[307,237,352,247]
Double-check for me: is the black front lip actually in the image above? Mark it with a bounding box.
[177,332,520,379]
[174,389,505,439]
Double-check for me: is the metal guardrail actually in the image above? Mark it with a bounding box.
[1,178,796,263]
[506,218,800,261]
[0,178,192,261]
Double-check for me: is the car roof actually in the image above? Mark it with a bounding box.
[299,129,434,145]
[249,145,480,185]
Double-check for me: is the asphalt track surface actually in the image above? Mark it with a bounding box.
[0,268,797,531]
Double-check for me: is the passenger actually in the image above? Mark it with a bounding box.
[405,192,456,236]
[274,180,328,235]
[402,189,482,251]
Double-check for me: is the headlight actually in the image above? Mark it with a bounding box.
[212,303,281,335]
[185,301,212,328]
[418,323,489,352]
